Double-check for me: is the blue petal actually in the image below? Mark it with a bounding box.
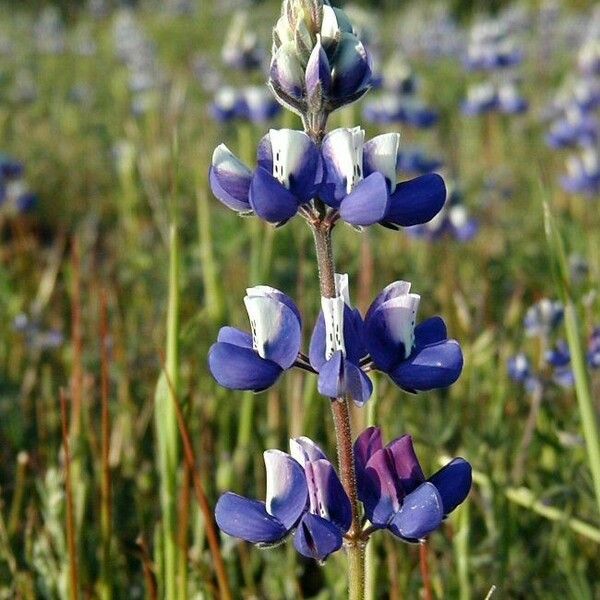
[344,359,373,407]
[347,307,367,364]
[388,482,443,541]
[249,167,300,223]
[385,435,426,495]
[290,437,327,465]
[365,281,412,323]
[309,306,365,371]
[306,40,332,97]
[209,166,252,213]
[389,340,463,393]
[305,459,352,533]
[330,33,371,99]
[364,297,419,373]
[215,492,288,544]
[339,172,390,226]
[247,285,302,325]
[217,326,253,349]
[363,133,400,189]
[208,342,282,392]
[256,131,321,202]
[362,448,404,527]
[317,352,372,405]
[293,513,343,561]
[244,294,302,370]
[384,174,446,227]
[317,351,345,398]
[354,427,384,501]
[413,317,448,348]
[270,44,305,100]
[209,144,253,212]
[428,458,472,515]
[319,127,364,208]
[264,450,308,530]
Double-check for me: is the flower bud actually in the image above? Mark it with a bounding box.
[269,0,371,119]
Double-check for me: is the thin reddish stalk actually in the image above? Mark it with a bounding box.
[136,536,158,600]
[178,461,192,595]
[60,388,80,600]
[99,289,113,598]
[70,237,83,437]
[419,541,433,600]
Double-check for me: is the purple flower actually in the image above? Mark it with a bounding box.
[524,299,564,338]
[560,148,600,197]
[354,427,472,541]
[215,437,351,561]
[320,128,446,228]
[507,352,532,382]
[309,277,463,405]
[461,82,498,116]
[546,108,598,149]
[209,129,321,224]
[208,286,302,392]
[497,82,528,115]
[507,353,542,394]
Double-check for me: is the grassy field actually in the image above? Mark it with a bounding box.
[0,1,599,598]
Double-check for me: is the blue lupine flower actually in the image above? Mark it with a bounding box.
[320,128,446,228]
[208,286,302,391]
[578,38,600,77]
[309,277,463,405]
[507,352,533,382]
[13,314,63,351]
[588,328,600,368]
[545,341,571,368]
[221,12,266,72]
[209,128,321,224]
[571,78,600,112]
[497,81,529,115]
[0,154,37,215]
[215,437,351,561]
[507,352,542,394]
[211,86,281,123]
[553,366,575,389]
[396,147,443,176]
[560,148,600,197]
[546,108,599,149]
[354,427,471,541]
[408,186,478,242]
[464,19,523,71]
[524,299,564,338]
[363,94,438,128]
[461,82,498,116]
[210,86,240,122]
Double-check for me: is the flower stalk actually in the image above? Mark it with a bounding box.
[312,222,365,599]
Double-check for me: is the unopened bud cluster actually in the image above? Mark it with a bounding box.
[269,0,371,126]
